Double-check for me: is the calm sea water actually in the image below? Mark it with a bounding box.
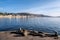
[0,17,60,35]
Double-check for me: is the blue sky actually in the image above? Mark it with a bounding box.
[0,0,60,16]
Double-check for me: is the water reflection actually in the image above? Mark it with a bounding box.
[0,17,60,35]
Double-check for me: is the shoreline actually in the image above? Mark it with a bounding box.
[0,30,60,40]
[0,15,28,18]
[0,15,38,19]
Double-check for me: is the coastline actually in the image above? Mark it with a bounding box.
[0,15,27,18]
[0,15,36,18]
[0,31,60,40]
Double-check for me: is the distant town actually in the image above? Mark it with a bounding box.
[0,12,52,18]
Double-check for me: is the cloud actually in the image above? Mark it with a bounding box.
[21,0,60,16]
[0,7,4,10]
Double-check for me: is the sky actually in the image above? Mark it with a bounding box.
[0,0,60,16]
